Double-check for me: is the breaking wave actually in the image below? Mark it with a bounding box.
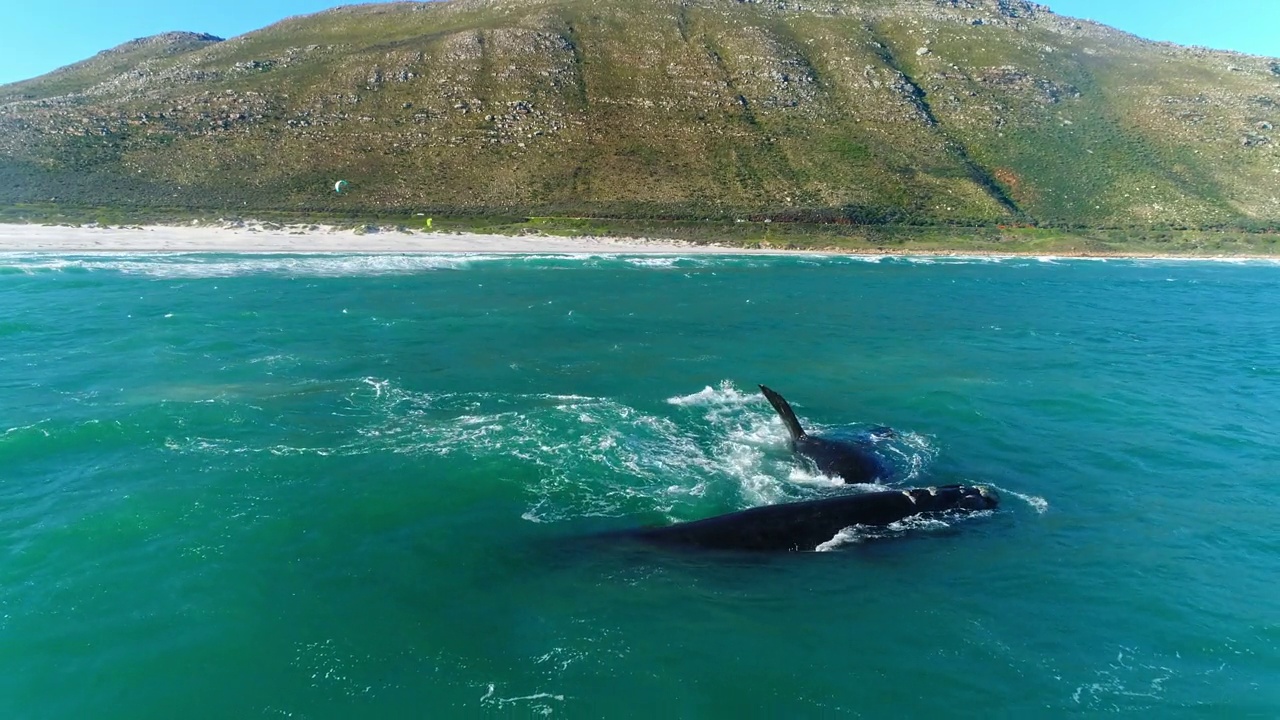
[4,251,1275,279]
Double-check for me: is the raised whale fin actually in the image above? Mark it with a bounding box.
[759,384,807,441]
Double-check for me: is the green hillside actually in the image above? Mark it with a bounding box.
[2,0,1277,228]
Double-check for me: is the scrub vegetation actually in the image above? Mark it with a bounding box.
[2,0,1278,243]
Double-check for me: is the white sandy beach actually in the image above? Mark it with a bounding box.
[2,222,1273,260]
[0,222,801,255]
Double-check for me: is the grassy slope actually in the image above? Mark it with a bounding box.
[0,0,1276,231]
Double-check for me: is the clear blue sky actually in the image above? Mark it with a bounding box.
[0,0,388,85]
[1,0,1278,86]
[1050,0,1280,57]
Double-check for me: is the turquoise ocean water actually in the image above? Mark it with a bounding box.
[2,251,1278,718]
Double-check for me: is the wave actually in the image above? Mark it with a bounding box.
[6,251,1277,278]
[623,256,690,268]
[0,251,727,278]
[996,486,1051,514]
[479,684,565,714]
[0,252,503,278]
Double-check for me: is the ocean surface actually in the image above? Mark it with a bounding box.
[2,251,1278,718]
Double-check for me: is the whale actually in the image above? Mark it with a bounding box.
[603,484,998,552]
[759,384,894,484]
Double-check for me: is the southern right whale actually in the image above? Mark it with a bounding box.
[605,484,999,552]
[759,384,894,484]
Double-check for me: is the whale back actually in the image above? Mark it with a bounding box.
[617,485,999,552]
[760,384,891,483]
[797,435,890,484]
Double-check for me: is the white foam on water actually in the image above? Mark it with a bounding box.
[663,379,939,506]
[5,251,1280,279]
[514,253,610,263]
[247,353,299,368]
[624,256,686,268]
[360,377,390,399]
[561,386,771,513]
[2,420,52,439]
[480,684,565,715]
[784,465,847,488]
[158,376,937,524]
[0,251,805,278]
[990,485,1050,514]
[1131,255,1280,266]
[333,382,723,518]
[0,252,519,278]
[293,638,383,699]
[521,508,549,523]
[1068,645,1179,710]
[665,380,757,408]
[664,381,808,506]
[875,430,938,483]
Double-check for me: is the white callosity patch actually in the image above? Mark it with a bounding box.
[815,509,995,552]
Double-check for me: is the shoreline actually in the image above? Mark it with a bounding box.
[0,221,1276,260]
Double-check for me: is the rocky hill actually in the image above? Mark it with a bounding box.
[2,0,1277,227]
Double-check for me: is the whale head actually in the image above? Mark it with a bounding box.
[957,484,1000,511]
[908,484,1000,512]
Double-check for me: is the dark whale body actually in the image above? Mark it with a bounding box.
[759,384,893,484]
[608,484,998,552]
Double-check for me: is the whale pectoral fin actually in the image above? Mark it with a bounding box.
[759,384,807,441]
